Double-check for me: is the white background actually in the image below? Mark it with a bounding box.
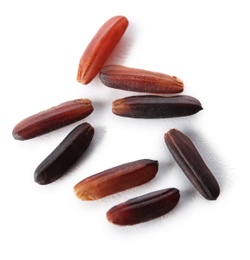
[1,0,249,259]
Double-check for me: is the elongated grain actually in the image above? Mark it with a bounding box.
[106,188,180,225]
[164,129,220,200]
[112,95,202,118]
[74,159,158,200]
[77,16,128,84]
[34,122,94,185]
[12,99,93,140]
[100,65,184,93]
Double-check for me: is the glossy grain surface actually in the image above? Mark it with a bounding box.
[100,65,184,93]
[12,99,93,140]
[112,95,202,118]
[77,16,128,84]
[106,188,180,225]
[164,129,220,200]
[74,159,158,200]
[34,122,94,185]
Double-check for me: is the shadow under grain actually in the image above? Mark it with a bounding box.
[104,26,135,66]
